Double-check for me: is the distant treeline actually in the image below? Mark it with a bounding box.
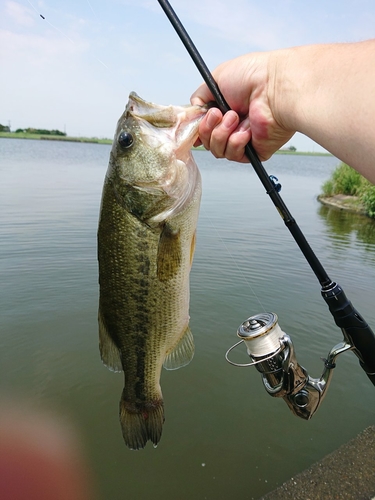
[15,127,67,136]
[0,123,66,136]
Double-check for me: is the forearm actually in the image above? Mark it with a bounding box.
[273,41,375,182]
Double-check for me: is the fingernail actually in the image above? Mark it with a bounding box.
[206,108,222,128]
[223,111,239,130]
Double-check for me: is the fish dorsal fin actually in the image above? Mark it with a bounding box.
[157,223,182,282]
[98,310,123,372]
[163,325,194,370]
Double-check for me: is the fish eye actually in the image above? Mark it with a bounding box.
[118,131,134,149]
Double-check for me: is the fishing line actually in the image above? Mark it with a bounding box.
[26,0,75,44]
[157,0,332,289]
[158,0,375,389]
[28,0,265,312]
[25,0,111,71]
[200,204,266,313]
[86,0,99,20]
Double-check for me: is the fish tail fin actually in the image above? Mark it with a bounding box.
[119,395,165,450]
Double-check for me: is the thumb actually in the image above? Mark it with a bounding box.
[190,82,215,106]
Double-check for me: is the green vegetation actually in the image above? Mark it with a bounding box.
[0,123,112,144]
[16,127,66,136]
[0,131,112,144]
[362,188,375,219]
[322,162,375,219]
[2,123,66,136]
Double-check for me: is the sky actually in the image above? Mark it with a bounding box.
[1,0,375,152]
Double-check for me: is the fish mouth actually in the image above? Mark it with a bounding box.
[126,92,207,157]
[126,91,207,123]
[123,93,205,224]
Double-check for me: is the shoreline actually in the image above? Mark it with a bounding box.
[261,426,375,500]
[317,194,368,216]
[0,133,331,155]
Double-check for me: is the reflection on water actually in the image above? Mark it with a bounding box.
[1,139,375,500]
[319,204,375,258]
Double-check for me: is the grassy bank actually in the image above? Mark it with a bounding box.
[320,162,375,219]
[0,131,112,144]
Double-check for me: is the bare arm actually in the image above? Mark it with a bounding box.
[276,41,375,182]
[191,40,375,184]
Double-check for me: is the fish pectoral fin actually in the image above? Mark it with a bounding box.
[163,325,195,370]
[157,223,182,282]
[190,230,197,267]
[98,309,123,372]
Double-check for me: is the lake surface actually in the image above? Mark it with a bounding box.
[1,138,375,499]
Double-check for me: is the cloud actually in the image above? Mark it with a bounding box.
[180,0,284,49]
[0,28,88,70]
[2,0,374,142]
[136,0,289,50]
[5,1,35,27]
[145,0,375,51]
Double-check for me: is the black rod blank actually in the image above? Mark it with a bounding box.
[157,0,375,388]
[157,0,331,287]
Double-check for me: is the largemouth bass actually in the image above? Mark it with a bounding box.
[97,92,206,450]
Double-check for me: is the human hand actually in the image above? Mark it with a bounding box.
[190,52,294,162]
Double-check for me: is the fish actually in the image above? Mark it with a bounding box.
[97,92,207,450]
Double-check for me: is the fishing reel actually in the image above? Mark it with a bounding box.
[225,282,375,418]
[226,311,353,419]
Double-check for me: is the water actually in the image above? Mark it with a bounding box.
[1,138,375,499]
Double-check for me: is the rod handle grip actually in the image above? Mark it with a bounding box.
[322,282,375,385]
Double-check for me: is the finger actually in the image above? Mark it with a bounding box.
[197,108,223,150]
[190,82,215,106]
[208,110,239,158]
[224,117,252,163]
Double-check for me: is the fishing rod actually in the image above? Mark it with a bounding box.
[157,0,375,419]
